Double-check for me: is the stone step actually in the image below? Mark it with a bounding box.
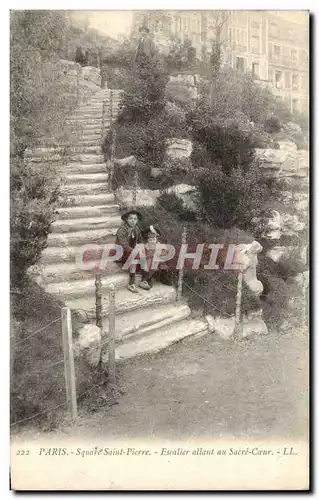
[62,192,115,207]
[45,272,129,300]
[113,318,209,361]
[51,215,122,233]
[63,173,109,184]
[62,163,107,175]
[41,243,116,265]
[69,154,105,164]
[79,124,103,131]
[39,260,123,285]
[73,138,103,147]
[66,283,177,318]
[69,146,102,155]
[41,245,79,265]
[60,182,108,196]
[56,203,119,219]
[47,227,118,247]
[108,303,191,342]
[66,118,104,126]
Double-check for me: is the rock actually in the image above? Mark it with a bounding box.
[278,140,298,152]
[116,183,197,210]
[74,324,102,367]
[166,138,193,159]
[237,241,264,296]
[267,245,308,265]
[204,314,215,334]
[263,210,281,239]
[267,246,286,263]
[115,156,137,167]
[281,213,306,235]
[242,310,268,338]
[213,316,235,340]
[283,121,302,135]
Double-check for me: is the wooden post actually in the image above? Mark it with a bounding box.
[95,272,103,329]
[108,284,116,385]
[61,307,77,418]
[132,169,138,209]
[177,227,187,301]
[234,271,243,341]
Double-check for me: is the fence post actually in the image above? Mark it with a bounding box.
[108,284,116,385]
[177,227,187,301]
[234,271,243,341]
[61,307,77,418]
[95,272,103,329]
[132,169,138,209]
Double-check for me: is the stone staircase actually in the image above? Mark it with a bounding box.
[29,88,209,361]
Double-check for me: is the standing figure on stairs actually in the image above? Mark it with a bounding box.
[115,210,143,293]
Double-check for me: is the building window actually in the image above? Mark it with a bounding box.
[284,72,291,88]
[300,50,308,66]
[291,48,298,64]
[292,99,299,113]
[268,68,274,83]
[251,21,260,30]
[251,35,260,53]
[183,17,187,31]
[292,74,299,91]
[275,71,282,88]
[235,29,247,46]
[233,11,247,24]
[252,62,259,77]
[236,57,245,72]
[301,75,308,92]
[269,22,278,36]
[274,45,281,57]
[197,20,201,32]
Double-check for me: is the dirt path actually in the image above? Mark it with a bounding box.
[13,330,308,441]
[66,331,308,440]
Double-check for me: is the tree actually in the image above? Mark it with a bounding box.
[10,11,72,288]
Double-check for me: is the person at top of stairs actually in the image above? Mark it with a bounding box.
[115,210,143,294]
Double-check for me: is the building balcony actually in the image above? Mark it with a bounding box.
[268,53,308,69]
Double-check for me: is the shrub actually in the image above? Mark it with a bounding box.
[10,282,105,429]
[10,159,61,288]
[264,115,282,134]
[157,192,197,222]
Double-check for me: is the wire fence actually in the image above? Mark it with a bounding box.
[10,303,116,427]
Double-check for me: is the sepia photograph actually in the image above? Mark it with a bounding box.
[9,8,309,490]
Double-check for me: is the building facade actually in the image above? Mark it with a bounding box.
[131,10,309,114]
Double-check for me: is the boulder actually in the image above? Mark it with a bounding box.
[115,156,137,167]
[283,122,303,135]
[281,213,306,235]
[166,138,193,159]
[263,210,281,240]
[242,309,268,338]
[206,310,268,340]
[74,324,102,367]
[211,316,235,340]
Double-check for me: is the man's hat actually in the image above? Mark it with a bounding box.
[139,25,150,33]
[121,209,143,222]
[141,224,161,238]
